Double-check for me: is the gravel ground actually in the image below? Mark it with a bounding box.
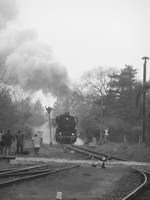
[94,143,150,162]
[13,141,150,162]
[101,168,142,200]
[0,160,135,200]
[0,143,148,200]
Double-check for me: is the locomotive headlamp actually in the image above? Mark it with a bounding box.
[72,133,75,136]
[59,132,62,135]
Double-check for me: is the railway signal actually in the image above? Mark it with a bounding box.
[45,106,53,145]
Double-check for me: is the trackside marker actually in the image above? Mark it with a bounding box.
[56,192,62,200]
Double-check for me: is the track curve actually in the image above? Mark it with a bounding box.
[122,168,148,200]
[63,144,150,199]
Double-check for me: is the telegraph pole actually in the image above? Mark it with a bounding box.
[46,106,53,145]
[142,56,149,144]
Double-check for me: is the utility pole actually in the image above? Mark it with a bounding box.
[98,96,104,145]
[142,56,149,144]
[46,106,53,145]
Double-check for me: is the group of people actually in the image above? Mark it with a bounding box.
[0,129,24,156]
[0,129,43,156]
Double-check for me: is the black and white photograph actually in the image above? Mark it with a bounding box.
[0,0,150,199]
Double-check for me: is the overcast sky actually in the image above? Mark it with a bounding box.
[16,0,150,80]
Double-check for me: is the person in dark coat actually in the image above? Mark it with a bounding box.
[3,130,13,155]
[16,130,24,154]
[0,130,5,154]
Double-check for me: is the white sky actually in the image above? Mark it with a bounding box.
[16,0,150,81]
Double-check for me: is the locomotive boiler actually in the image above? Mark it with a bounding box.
[55,112,78,144]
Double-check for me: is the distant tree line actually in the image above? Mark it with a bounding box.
[0,86,45,136]
[53,65,150,144]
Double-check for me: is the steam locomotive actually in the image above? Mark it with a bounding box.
[55,112,78,144]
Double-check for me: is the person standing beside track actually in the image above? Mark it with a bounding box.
[16,130,24,154]
[32,133,42,156]
[104,128,109,143]
[3,130,13,155]
[0,130,4,154]
[0,130,5,154]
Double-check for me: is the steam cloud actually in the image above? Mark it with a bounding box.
[0,0,18,29]
[0,0,71,98]
[4,32,71,97]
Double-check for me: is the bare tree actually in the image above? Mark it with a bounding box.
[81,67,111,144]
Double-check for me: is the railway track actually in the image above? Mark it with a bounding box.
[122,168,150,200]
[1,145,150,199]
[63,144,124,161]
[63,144,150,199]
[0,163,80,188]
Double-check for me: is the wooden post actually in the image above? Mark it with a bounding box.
[142,57,149,144]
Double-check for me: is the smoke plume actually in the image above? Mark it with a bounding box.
[0,1,71,98]
[4,33,71,97]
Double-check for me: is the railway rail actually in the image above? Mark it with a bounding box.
[122,168,150,200]
[0,163,79,188]
[63,144,124,161]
